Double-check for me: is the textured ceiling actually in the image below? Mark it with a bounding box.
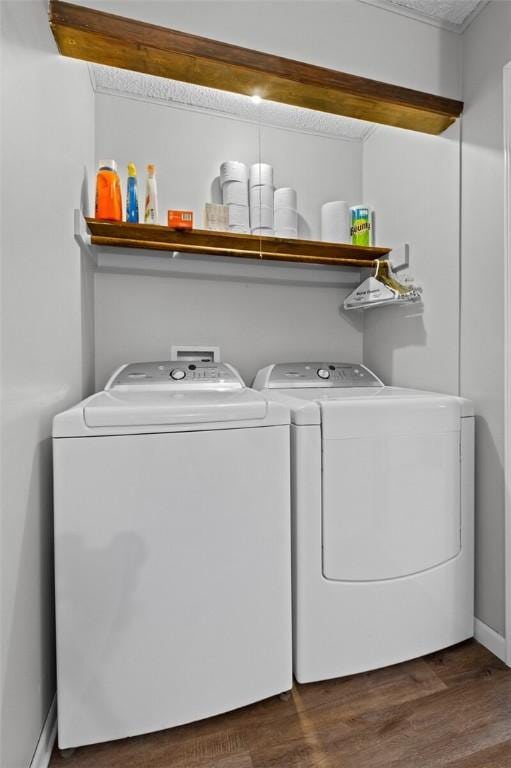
[361,0,486,29]
[90,64,376,142]
[387,0,481,24]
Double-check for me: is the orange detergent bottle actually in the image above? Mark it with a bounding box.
[95,160,122,221]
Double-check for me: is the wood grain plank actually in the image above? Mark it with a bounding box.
[85,218,385,269]
[445,740,511,768]
[290,658,447,718]
[49,642,511,768]
[49,1,463,135]
[311,675,511,768]
[424,640,509,687]
[50,727,252,768]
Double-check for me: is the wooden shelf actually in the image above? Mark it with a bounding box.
[85,219,390,269]
[49,1,463,135]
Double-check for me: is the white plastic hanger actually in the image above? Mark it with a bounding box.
[344,259,422,311]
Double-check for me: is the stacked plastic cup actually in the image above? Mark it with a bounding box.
[249,163,274,236]
[274,187,298,238]
[220,161,249,233]
[321,201,351,243]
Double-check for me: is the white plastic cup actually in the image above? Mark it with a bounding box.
[227,204,250,227]
[228,224,250,234]
[222,180,249,206]
[249,163,274,187]
[275,226,298,239]
[250,205,274,229]
[249,184,274,209]
[274,187,297,209]
[251,226,274,236]
[321,201,350,243]
[220,161,248,185]
[274,207,298,230]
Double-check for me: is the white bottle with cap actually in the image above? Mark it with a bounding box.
[144,163,158,224]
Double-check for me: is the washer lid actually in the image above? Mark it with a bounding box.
[83,390,267,428]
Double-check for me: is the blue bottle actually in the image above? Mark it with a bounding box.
[126,162,139,222]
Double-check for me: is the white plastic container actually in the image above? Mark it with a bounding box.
[144,164,158,224]
[321,201,350,243]
[250,185,274,209]
[228,204,250,228]
[274,187,297,209]
[220,161,248,185]
[250,163,274,188]
[222,180,249,206]
[251,226,274,236]
[275,208,298,230]
[250,205,274,230]
[275,227,298,239]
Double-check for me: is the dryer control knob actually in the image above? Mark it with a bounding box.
[170,368,186,380]
[317,368,330,379]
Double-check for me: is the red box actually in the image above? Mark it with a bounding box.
[168,210,193,229]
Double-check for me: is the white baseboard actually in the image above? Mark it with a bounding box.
[30,695,57,768]
[474,618,507,663]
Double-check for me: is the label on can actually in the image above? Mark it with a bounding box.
[351,206,371,247]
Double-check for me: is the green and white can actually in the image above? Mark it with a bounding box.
[350,205,372,246]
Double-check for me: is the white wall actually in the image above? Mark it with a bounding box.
[0,4,468,764]
[94,93,364,386]
[79,0,462,387]
[461,1,511,637]
[362,122,461,396]
[95,93,363,239]
[95,272,364,387]
[0,2,94,766]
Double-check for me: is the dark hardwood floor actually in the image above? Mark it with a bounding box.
[50,640,511,767]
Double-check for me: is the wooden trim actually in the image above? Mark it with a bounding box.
[474,619,507,663]
[85,219,388,268]
[503,62,511,668]
[49,1,463,135]
[29,695,57,768]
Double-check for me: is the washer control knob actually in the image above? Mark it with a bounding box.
[317,368,330,379]
[170,368,186,380]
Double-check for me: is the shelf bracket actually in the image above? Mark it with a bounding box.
[388,243,410,273]
[74,208,98,266]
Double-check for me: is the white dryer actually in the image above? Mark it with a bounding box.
[253,362,474,684]
[53,361,292,749]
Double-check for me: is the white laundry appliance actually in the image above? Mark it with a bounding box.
[253,362,474,684]
[53,361,292,749]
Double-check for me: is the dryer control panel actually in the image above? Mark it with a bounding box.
[105,361,245,391]
[255,362,384,389]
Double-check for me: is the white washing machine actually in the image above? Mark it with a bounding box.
[253,362,474,684]
[53,361,292,749]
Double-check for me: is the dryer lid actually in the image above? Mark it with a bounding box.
[266,386,473,425]
[82,389,268,428]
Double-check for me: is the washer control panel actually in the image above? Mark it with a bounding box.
[106,361,245,390]
[261,362,384,389]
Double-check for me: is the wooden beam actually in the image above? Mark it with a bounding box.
[85,219,389,268]
[49,1,463,135]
